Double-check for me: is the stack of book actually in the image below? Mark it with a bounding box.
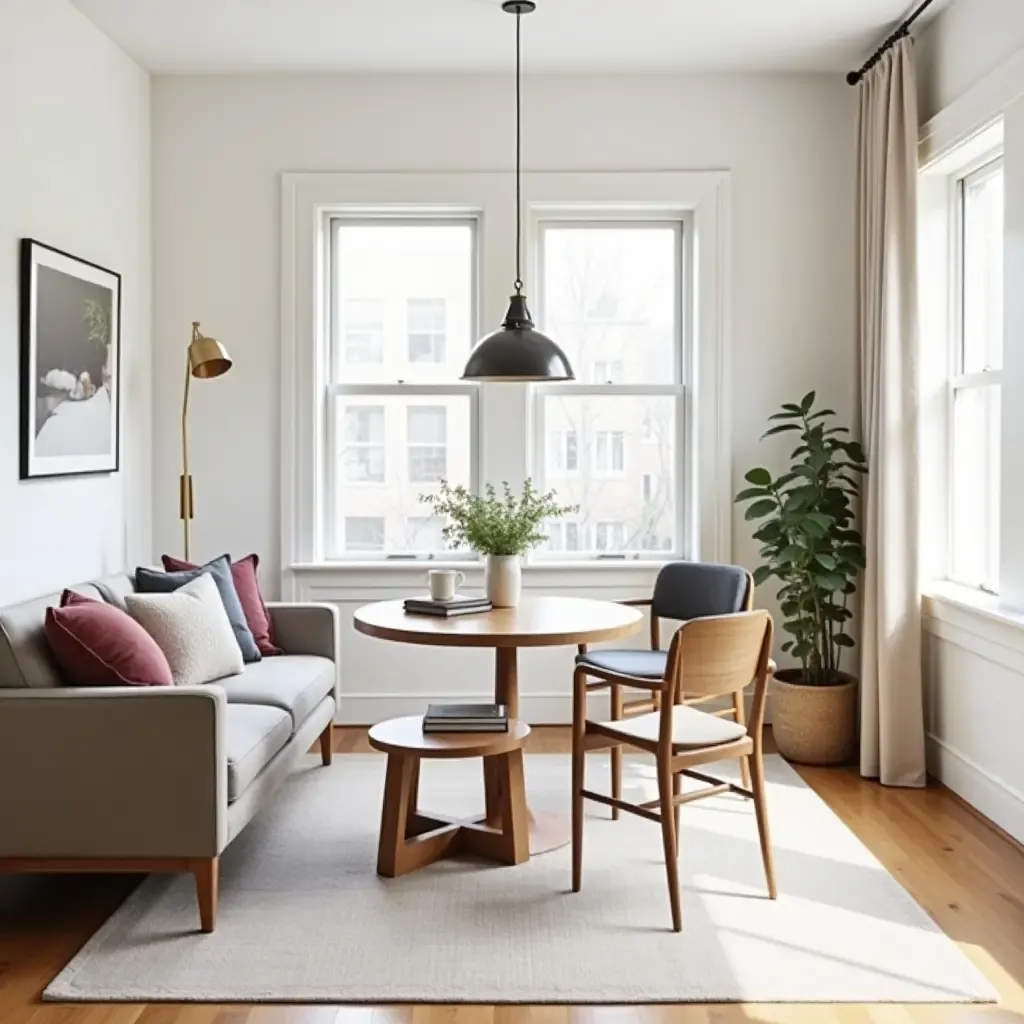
[422,703,509,734]
[403,594,492,618]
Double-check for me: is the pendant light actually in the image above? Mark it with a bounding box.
[461,0,575,382]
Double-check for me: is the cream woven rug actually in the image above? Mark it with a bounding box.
[46,754,994,1004]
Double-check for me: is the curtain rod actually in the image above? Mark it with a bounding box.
[846,0,937,85]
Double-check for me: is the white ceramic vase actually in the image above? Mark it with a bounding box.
[485,554,522,608]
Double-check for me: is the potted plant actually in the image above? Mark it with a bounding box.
[735,392,868,766]
[420,479,578,608]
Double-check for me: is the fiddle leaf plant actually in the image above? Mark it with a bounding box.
[735,392,867,685]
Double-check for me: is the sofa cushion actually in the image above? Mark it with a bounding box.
[216,655,335,729]
[45,591,173,687]
[0,584,104,689]
[225,703,292,802]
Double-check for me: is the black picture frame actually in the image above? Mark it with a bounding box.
[19,239,122,480]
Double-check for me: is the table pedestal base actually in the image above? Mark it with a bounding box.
[376,749,530,878]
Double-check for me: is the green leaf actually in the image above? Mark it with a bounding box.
[800,391,816,413]
[768,410,805,420]
[752,565,772,586]
[814,553,837,570]
[834,634,856,648]
[744,467,772,487]
[761,424,801,438]
[744,499,777,520]
[735,486,770,502]
[808,408,837,420]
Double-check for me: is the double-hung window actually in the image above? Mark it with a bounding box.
[533,220,686,558]
[326,219,478,559]
[950,158,1003,591]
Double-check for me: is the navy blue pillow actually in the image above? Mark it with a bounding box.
[135,555,262,663]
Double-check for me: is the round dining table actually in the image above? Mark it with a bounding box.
[354,595,644,855]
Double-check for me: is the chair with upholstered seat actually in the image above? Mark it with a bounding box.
[575,561,754,810]
[570,609,776,932]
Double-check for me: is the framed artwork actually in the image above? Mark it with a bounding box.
[20,239,121,479]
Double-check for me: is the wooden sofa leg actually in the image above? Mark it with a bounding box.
[319,721,335,766]
[189,857,219,933]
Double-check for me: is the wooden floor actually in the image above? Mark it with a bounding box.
[2,727,1023,1024]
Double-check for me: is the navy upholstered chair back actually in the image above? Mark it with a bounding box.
[651,561,750,623]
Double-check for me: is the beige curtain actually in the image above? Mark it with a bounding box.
[855,38,927,788]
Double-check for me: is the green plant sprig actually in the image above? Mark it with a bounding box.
[735,391,867,685]
[419,479,579,557]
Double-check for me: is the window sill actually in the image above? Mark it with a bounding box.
[922,580,1024,669]
[289,559,672,573]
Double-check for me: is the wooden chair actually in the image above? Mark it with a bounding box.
[575,561,755,811]
[571,609,776,932]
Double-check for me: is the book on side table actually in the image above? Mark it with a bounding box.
[423,702,509,733]
[404,595,492,618]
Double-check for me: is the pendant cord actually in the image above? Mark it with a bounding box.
[514,11,523,294]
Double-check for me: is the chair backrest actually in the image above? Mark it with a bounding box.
[651,562,752,623]
[661,611,774,744]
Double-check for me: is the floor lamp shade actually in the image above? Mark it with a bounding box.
[181,322,231,560]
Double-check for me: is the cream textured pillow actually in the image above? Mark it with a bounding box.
[125,572,244,685]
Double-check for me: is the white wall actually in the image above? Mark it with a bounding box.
[151,73,855,721]
[917,0,1024,122]
[917,3,1024,841]
[0,0,151,606]
[152,73,857,590]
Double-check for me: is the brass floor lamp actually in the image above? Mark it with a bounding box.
[181,321,232,560]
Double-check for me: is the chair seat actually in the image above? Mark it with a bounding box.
[597,703,748,750]
[577,648,668,679]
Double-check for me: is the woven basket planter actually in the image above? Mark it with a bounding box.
[771,670,858,766]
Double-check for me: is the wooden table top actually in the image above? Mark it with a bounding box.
[353,596,644,649]
[368,715,531,758]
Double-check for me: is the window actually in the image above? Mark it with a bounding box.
[547,430,578,474]
[405,516,447,551]
[950,158,1003,590]
[594,431,625,475]
[408,406,447,483]
[342,406,385,483]
[596,522,627,552]
[591,359,624,383]
[326,220,477,558]
[534,221,684,558]
[407,298,447,363]
[344,517,385,552]
[342,299,384,364]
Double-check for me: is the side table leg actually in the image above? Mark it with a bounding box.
[377,753,416,878]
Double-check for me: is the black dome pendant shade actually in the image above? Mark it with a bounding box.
[461,1,574,383]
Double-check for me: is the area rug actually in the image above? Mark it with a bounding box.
[45,754,995,1004]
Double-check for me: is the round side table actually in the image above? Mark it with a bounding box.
[368,715,532,878]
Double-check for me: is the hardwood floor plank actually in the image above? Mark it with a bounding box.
[4,728,1023,1022]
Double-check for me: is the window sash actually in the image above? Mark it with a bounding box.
[324,383,479,561]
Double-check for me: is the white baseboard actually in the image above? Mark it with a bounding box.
[927,733,1024,845]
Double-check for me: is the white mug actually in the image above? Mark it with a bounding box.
[427,569,465,601]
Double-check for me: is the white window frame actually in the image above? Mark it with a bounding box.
[947,155,1004,592]
[531,215,690,561]
[280,171,731,589]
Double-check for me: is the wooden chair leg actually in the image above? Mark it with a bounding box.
[189,857,219,933]
[749,749,777,899]
[732,692,751,790]
[610,683,623,820]
[658,763,682,932]
[672,768,682,838]
[571,669,587,894]
[319,721,334,766]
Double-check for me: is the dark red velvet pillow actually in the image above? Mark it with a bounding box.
[45,590,173,687]
[162,553,281,656]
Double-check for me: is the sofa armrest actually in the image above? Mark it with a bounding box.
[265,603,339,663]
[0,686,227,860]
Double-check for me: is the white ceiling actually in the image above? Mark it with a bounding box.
[71,0,950,75]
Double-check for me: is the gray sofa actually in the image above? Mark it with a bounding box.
[0,571,339,932]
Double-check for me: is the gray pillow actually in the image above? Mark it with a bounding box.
[135,555,261,663]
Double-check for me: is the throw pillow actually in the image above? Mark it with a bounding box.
[125,573,244,686]
[162,552,281,656]
[136,554,261,663]
[45,590,173,687]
